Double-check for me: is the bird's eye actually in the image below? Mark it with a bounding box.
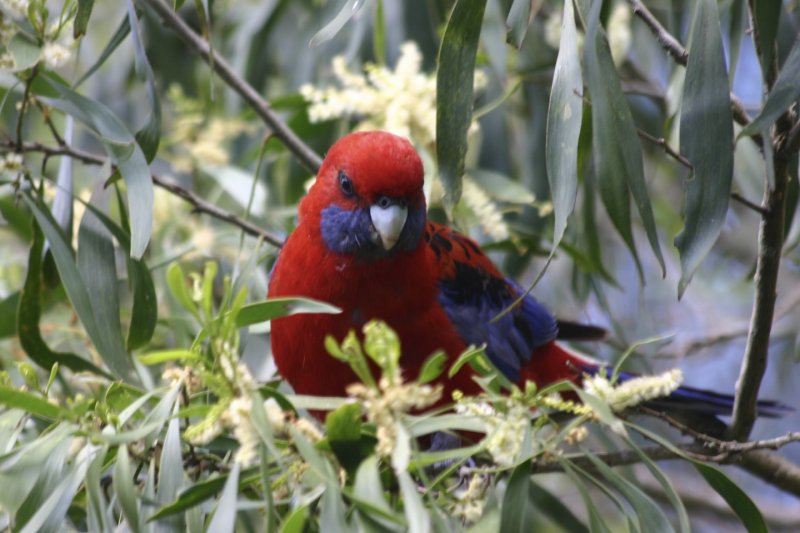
[338,171,354,197]
[377,196,391,209]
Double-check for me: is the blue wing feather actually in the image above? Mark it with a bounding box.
[428,223,557,381]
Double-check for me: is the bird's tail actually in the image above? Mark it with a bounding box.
[540,343,793,418]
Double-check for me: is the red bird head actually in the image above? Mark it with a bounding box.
[299,131,427,259]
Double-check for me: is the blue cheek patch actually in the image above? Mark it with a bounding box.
[320,204,426,259]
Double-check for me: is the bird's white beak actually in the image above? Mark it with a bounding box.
[370,203,408,250]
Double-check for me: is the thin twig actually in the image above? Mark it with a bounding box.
[626,0,688,65]
[35,100,66,147]
[625,0,763,148]
[1,139,285,247]
[636,128,693,169]
[139,0,323,174]
[731,191,768,215]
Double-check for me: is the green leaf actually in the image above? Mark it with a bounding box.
[127,257,157,350]
[676,0,734,296]
[693,463,768,533]
[0,384,69,420]
[500,460,537,531]
[235,297,341,327]
[38,74,153,259]
[353,455,393,516]
[74,0,95,38]
[75,15,130,87]
[436,0,488,214]
[309,0,369,47]
[584,0,665,281]
[206,460,240,533]
[17,219,108,375]
[137,349,199,365]
[125,0,162,162]
[546,0,583,252]
[166,262,198,317]
[529,477,588,533]
[624,437,690,533]
[85,444,112,532]
[280,504,309,533]
[751,0,782,75]
[560,459,614,533]
[397,470,431,533]
[325,402,363,473]
[77,188,136,380]
[113,445,142,533]
[150,475,226,521]
[157,413,185,507]
[506,0,532,48]
[740,37,800,138]
[23,194,135,381]
[586,452,674,533]
[7,33,41,72]
[417,351,447,384]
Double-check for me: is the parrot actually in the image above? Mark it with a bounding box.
[268,131,789,419]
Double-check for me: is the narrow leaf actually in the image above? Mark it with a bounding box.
[24,193,137,381]
[113,445,142,533]
[206,462,240,533]
[309,0,369,47]
[546,0,583,251]
[740,37,800,137]
[693,463,768,533]
[126,0,162,161]
[751,0,782,74]
[0,385,70,420]
[676,0,734,296]
[77,188,136,380]
[500,460,537,531]
[74,0,95,38]
[75,15,130,87]
[506,0,532,48]
[235,297,340,327]
[436,0,488,214]
[584,0,665,280]
[17,219,108,375]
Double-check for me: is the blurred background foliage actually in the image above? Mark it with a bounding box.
[1,0,800,530]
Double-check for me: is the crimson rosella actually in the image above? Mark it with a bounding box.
[268,131,788,418]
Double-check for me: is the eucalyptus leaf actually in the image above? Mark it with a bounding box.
[676,0,734,296]
[235,297,341,327]
[206,462,240,533]
[546,0,582,252]
[436,0,488,214]
[693,463,768,533]
[584,0,664,280]
[309,0,369,47]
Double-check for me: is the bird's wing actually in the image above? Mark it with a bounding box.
[425,222,559,382]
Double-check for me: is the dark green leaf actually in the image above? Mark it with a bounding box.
[584,0,664,281]
[325,403,363,473]
[126,0,161,162]
[751,0,782,75]
[546,0,583,252]
[75,15,130,88]
[676,0,734,296]
[126,257,157,350]
[436,0,488,214]
[235,297,341,327]
[77,189,137,380]
[309,0,369,47]
[280,504,309,533]
[0,292,20,339]
[693,463,768,533]
[529,478,588,533]
[0,385,70,420]
[500,460,537,531]
[586,453,674,533]
[74,0,95,38]
[727,0,747,87]
[17,221,107,375]
[740,37,800,138]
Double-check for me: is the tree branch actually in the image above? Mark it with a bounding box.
[139,0,323,174]
[2,139,285,247]
[636,128,693,170]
